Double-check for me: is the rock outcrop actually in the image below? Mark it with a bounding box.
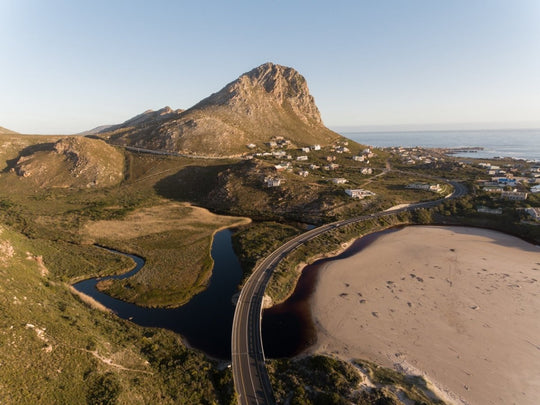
[13,137,124,188]
[100,63,340,156]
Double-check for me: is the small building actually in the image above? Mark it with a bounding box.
[246,143,256,149]
[297,155,308,161]
[352,155,365,162]
[531,185,540,193]
[298,170,309,177]
[266,141,277,148]
[335,146,350,153]
[300,147,311,153]
[326,156,336,162]
[264,177,283,188]
[483,186,504,193]
[345,189,375,199]
[477,206,503,215]
[331,178,348,184]
[311,144,321,151]
[406,183,441,192]
[323,163,339,171]
[309,164,320,170]
[360,167,373,175]
[501,191,528,200]
[524,207,540,220]
[274,163,290,171]
[277,138,291,147]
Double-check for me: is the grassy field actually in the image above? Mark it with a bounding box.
[85,201,250,307]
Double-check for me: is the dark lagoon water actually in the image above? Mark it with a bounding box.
[74,229,243,360]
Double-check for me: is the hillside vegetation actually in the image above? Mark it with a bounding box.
[0,225,235,404]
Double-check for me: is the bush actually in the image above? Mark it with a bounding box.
[86,372,121,405]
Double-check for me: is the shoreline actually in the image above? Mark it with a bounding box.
[306,225,540,405]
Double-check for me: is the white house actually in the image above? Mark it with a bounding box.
[345,189,375,199]
[331,178,348,184]
[524,207,540,220]
[311,144,321,151]
[406,183,441,192]
[297,155,308,161]
[323,163,339,171]
[264,177,283,187]
[477,206,503,215]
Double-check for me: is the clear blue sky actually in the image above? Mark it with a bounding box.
[1,0,539,134]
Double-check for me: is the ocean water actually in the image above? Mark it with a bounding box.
[343,129,540,161]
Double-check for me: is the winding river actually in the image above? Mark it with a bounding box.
[74,229,243,360]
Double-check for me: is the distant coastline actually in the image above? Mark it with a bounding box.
[341,128,540,161]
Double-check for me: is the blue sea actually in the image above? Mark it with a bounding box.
[342,129,540,162]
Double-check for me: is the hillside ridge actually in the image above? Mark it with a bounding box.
[0,126,18,134]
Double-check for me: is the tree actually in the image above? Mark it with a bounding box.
[86,372,121,405]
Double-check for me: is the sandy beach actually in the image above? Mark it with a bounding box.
[309,226,540,405]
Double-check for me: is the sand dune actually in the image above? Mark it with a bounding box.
[309,226,540,405]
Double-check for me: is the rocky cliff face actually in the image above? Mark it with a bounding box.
[13,137,124,188]
[193,62,323,125]
[101,63,340,156]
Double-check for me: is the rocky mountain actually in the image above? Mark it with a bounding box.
[99,63,341,156]
[11,137,124,188]
[0,126,18,134]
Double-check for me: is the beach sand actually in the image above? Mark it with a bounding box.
[309,226,540,405]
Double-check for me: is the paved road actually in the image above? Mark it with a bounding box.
[231,180,467,404]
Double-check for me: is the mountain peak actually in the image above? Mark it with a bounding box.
[192,62,323,128]
[101,63,340,156]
